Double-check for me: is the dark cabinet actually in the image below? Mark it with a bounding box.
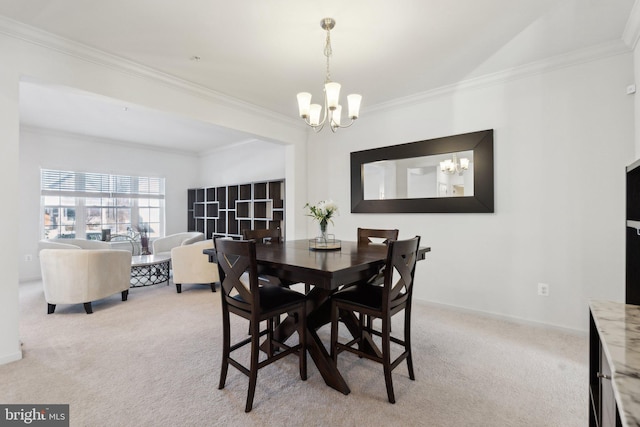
[627,160,640,305]
[187,179,285,239]
[589,310,622,427]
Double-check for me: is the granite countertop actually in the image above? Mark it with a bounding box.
[589,300,640,427]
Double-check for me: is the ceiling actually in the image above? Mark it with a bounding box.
[3,0,636,153]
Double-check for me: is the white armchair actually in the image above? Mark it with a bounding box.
[38,238,112,250]
[170,239,219,293]
[39,249,132,314]
[152,232,204,257]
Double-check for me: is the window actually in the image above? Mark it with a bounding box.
[41,169,165,240]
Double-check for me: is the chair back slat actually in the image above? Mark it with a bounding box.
[357,228,399,245]
[214,238,259,307]
[384,236,421,303]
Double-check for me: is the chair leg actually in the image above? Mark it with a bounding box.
[330,302,338,366]
[405,306,415,380]
[382,316,395,404]
[358,312,365,357]
[245,317,261,412]
[266,317,274,358]
[176,283,182,293]
[83,302,93,314]
[299,305,307,380]
[218,309,230,390]
[47,303,56,314]
[121,290,129,301]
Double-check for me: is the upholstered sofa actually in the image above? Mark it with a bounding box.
[151,232,204,257]
[170,239,219,293]
[39,248,132,314]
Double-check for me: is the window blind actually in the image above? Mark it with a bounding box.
[41,169,165,199]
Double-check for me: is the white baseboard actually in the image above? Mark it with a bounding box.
[0,349,22,366]
[19,276,42,284]
[414,298,587,336]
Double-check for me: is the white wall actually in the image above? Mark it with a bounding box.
[18,128,200,281]
[197,139,286,187]
[0,55,21,365]
[197,139,307,240]
[304,53,635,331]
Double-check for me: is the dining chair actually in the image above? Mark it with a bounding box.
[243,228,309,293]
[357,227,399,245]
[242,228,286,286]
[356,228,400,329]
[214,238,307,412]
[355,228,399,288]
[242,227,282,244]
[330,235,421,404]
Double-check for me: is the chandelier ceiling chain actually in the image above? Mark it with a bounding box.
[323,20,332,82]
[296,18,362,133]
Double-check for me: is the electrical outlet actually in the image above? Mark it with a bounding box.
[537,283,549,297]
[24,254,32,262]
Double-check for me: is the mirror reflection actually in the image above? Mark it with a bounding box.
[363,150,474,200]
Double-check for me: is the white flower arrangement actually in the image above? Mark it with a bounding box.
[304,200,339,229]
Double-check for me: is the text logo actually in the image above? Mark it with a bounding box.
[0,405,68,426]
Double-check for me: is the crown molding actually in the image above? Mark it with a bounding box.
[20,125,200,157]
[199,138,268,157]
[367,39,631,114]
[623,0,640,49]
[0,15,302,131]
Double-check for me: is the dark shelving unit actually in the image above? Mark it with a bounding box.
[187,179,285,239]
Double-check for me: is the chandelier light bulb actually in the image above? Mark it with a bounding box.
[332,105,342,127]
[297,92,312,118]
[440,160,452,173]
[347,94,362,119]
[309,104,322,126]
[325,82,341,110]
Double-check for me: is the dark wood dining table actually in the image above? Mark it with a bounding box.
[204,239,430,395]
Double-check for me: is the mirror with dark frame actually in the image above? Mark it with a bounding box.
[351,130,494,213]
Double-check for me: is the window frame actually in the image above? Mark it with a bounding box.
[40,169,165,240]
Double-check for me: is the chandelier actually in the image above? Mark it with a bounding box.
[440,153,470,175]
[296,18,362,133]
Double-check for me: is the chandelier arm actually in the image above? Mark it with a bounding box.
[330,117,357,130]
[313,95,329,128]
[302,115,328,131]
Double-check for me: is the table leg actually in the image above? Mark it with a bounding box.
[261,286,351,394]
[306,326,350,395]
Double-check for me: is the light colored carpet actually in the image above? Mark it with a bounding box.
[2,280,587,427]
